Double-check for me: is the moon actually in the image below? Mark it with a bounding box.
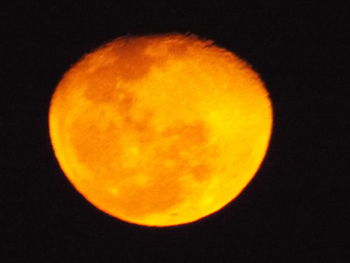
[49,33,273,227]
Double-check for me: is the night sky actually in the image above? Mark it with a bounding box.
[3,1,349,262]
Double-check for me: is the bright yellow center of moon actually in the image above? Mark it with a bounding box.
[49,34,273,227]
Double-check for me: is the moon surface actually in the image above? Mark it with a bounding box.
[49,33,273,227]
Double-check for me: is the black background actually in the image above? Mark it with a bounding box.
[2,1,349,262]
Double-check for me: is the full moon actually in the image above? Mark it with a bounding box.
[49,33,273,227]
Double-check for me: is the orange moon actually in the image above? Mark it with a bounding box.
[49,33,273,227]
